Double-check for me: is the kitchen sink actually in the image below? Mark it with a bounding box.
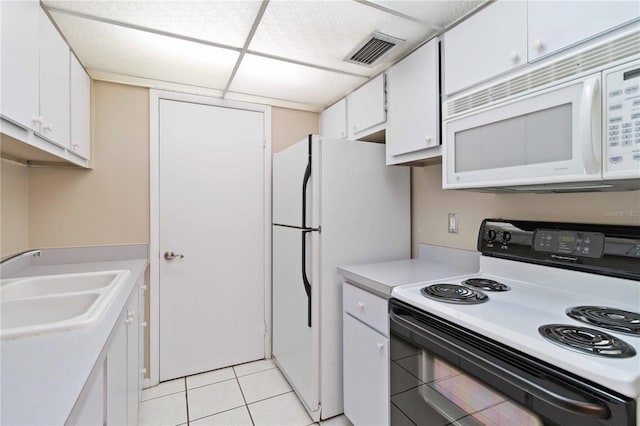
[0,271,123,300]
[0,270,130,339]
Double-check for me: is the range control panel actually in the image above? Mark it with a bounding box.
[604,60,640,179]
[532,230,605,258]
[477,219,640,280]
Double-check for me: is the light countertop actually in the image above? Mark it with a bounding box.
[1,257,147,425]
[338,244,480,298]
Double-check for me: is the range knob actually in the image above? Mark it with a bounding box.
[501,231,512,243]
[487,229,497,241]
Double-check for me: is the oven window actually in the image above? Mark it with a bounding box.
[390,334,543,426]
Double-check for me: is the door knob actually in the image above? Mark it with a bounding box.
[164,251,184,261]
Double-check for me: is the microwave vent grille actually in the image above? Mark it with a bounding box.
[446,30,640,118]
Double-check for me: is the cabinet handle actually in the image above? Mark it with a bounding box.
[125,317,133,325]
[141,285,148,291]
[357,302,365,311]
[509,51,519,62]
[42,123,53,132]
[141,321,148,328]
[72,143,80,150]
[32,116,43,124]
[532,39,544,51]
[140,368,147,374]
[377,342,384,350]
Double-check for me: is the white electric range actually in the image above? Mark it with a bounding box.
[389,219,640,426]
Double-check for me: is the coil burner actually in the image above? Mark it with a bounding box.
[539,324,636,358]
[420,284,488,305]
[567,306,640,336]
[462,278,510,292]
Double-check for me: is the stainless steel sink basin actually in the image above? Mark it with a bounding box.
[0,270,130,339]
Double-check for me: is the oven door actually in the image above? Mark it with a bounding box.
[389,299,635,426]
[443,73,602,190]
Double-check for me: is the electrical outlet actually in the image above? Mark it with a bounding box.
[448,213,458,233]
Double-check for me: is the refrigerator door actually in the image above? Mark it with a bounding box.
[273,135,317,228]
[272,224,320,417]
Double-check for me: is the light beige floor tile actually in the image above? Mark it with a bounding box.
[320,414,353,425]
[187,367,236,389]
[138,392,187,426]
[248,392,313,426]
[190,406,253,425]
[188,379,246,420]
[237,367,292,403]
[141,378,185,401]
[233,358,277,377]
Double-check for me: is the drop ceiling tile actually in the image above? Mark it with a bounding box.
[370,1,485,28]
[43,0,261,48]
[50,11,238,90]
[249,1,430,76]
[228,54,367,107]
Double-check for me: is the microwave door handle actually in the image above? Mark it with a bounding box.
[579,76,601,175]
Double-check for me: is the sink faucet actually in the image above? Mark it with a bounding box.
[0,249,42,265]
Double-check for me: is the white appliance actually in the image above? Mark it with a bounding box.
[390,219,640,425]
[272,135,410,421]
[443,30,640,192]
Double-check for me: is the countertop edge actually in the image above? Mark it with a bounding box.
[1,258,148,425]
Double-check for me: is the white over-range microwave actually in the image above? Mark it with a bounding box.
[442,32,640,192]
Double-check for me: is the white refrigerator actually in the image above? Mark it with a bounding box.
[272,135,410,421]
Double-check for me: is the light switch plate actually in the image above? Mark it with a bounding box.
[448,213,458,233]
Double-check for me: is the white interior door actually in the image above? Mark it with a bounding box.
[159,99,265,381]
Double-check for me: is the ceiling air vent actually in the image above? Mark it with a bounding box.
[345,32,404,66]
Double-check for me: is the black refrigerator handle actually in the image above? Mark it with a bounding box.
[301,135,313,328]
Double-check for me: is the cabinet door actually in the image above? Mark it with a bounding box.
[387,39,439,160]
[126,293,140,426]
[528,1,640,61]
[320,98,347,139]
[443,1,527,95]
[70,54,91,160]
[347,74,386,138]
[68,364,105,426]
[39,9,70,148]
[0,0,40,132]
[343,314,389,426]
[106,319,127,426]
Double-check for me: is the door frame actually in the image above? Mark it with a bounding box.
[149,90,272,386]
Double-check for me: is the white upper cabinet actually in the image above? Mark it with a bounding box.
[444,1,640,95]
[527,1,640,61]
[70,54,91,160]
[443,1,527,95]
[1,0,40,132]
[320,98,347,139]
[347,74,386,139]
[39,8,71,148]
[386,38,440,165]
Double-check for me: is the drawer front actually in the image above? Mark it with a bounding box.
[343,282,388,336]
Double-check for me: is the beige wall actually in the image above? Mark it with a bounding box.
[412,164,640,255]
[28,81,150,249]
[23,83,318,250]
[0,159,29,256]
[272,107,319,153]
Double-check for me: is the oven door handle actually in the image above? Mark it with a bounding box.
[390,309,611,420]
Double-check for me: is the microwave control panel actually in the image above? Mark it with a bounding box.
[603,59,640,180]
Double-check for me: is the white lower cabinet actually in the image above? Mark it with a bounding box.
[107,281,140,425]
[343,283,389,426]
[68,280,142,425]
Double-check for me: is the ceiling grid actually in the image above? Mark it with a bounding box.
[42,0,486,111]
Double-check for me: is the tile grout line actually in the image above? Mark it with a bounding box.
[233,366,257,426]
[183,378,191,425]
